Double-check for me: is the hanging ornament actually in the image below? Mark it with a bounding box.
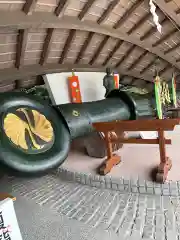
[149,0,162,34]
[172,73,177,108]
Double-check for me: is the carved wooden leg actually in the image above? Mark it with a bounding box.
[99,155,121,175]
[156,130,172,183]
[156,157,172,183]
[98,131,121,175]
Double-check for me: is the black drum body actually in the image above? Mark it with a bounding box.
[0,92,70,174]
[0,89,154,175]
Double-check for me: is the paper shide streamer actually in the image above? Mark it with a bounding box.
[149,0,162,34]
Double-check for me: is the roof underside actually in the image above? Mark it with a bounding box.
[0,0,180,92]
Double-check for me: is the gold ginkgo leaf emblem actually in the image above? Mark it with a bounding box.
[4,108,54,151]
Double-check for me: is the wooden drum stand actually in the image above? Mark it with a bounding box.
[93,119,180,183]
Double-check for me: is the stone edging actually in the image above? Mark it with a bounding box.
[56,166,180,196]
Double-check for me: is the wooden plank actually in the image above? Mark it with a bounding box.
[115,45,135,68]
[23,0,38,15]
[75,32,94,64]
[164,42,180,54]
[103,40,123,66]
[152,28,178,47]
[0,11,177,72]
[140,57,157,74]
[39,28,54,65]
[159,63,172,76]
[127,12,151,35]
[140,18,168,41]
[93,119,180,132]
[0,63,153,83]
[97,0,119,24]
[15,29,28,69]
[110,138,171,145]
[78,0,96,20]
[59,29,76,64]
[89,36,109,65]
[127,51,148,71]
[114,0,144,29]
[55,0,68,17]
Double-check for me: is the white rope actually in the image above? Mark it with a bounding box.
[149,0,162,34]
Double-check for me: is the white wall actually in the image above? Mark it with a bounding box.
[43,72,106,105]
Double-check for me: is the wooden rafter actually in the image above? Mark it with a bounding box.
[89,36,109,65]
[115,45,135,68]
[154,1,180,31]
[54,0,68,17]
[78,0,96,20]
[97,0,119,24]
[164,42,180,54]
[39,28,54,65]
[159,63,171,76]
[175,8,180,15]
[0,64,152,82]
[15,29,28,69]
[0,11,177,73]
[114,0,144,29]
[140,18,168,41]
[127,51,148,71]
[59,29,76,64]
[103,40,123,66]
[127,12,151,35]
[23,0,37,15]
[176,57,180,63]
[152,28,178,47]
[75,32,94,64]
[140,57,157,74]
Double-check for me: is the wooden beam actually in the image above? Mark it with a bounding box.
[0,11,178,71]
[89,36,109,65]
[140,57,157,74]
[39,28,54,66]
[103,40,123,66]
[0,63,153,82]
[175,8,180,15]
[164,42,180,54]
[78,0,96,20]
[152,28,178,47]
[154,1,180,31]
[140,18,168,41]
[23,0,37,15]
[176,57,180,63]
[75,32,94,64]
[97,0,119,24]
[15,29,28,69]
[127,51,148,71]
[54,0,68,17]
[59,29,76,64]
[114,0,144,29]
[115,45,135,68]
[159,63,171,76]
[127,12,151,35]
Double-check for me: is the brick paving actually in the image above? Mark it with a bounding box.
[9,173,180,240]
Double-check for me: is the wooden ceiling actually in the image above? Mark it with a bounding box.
[1,0,180,92]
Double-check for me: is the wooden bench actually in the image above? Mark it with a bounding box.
[93,118,180,183]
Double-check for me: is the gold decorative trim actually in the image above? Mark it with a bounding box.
[4,108,54,151]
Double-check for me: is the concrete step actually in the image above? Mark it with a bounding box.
[8,174,180,240]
